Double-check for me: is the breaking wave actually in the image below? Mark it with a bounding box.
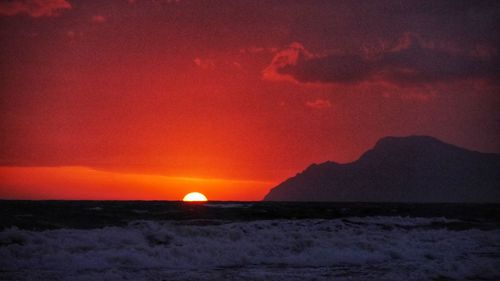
[0,217,498,280]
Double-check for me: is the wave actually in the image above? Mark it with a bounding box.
[0,217,498,280]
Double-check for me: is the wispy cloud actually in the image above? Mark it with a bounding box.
[262,42,313,83]
[193,57,216,69]
[0,0,71,17]
[306,99,332,109]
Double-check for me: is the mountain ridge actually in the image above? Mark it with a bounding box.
[263,136,500,202]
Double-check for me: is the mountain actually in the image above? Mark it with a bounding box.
[264,136,500,202]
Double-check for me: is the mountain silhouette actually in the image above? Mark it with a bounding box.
[264,136,500,202]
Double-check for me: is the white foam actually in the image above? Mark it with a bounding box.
[0,217,498,280]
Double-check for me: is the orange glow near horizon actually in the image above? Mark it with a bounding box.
[0,167,273,201]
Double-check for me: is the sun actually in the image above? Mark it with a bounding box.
[182,192,208,202]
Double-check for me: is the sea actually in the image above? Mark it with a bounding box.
[1,201,499,281]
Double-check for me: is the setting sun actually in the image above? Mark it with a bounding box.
[183,192,208,202]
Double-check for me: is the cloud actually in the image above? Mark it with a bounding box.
[193,57,244,70]
[264,34,500,87]
[91,15,106,24]
[239,46,278,54]
[262,42,314,83]
[193,58,216,69]
[306,99,332,109]
[0,0,71,17]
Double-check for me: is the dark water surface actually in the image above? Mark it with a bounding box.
[1,200,499,230]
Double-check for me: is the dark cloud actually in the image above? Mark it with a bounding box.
[265,34,500,86]
[277,51,374,84]
[0,0,71,17]
[259,0,500,87]
[381,41,499,86]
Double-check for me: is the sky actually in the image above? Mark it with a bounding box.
[1,0,499,200]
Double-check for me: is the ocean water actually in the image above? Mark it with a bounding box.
[1,201,499,280]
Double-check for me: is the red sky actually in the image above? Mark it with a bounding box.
[1,0,499,200]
